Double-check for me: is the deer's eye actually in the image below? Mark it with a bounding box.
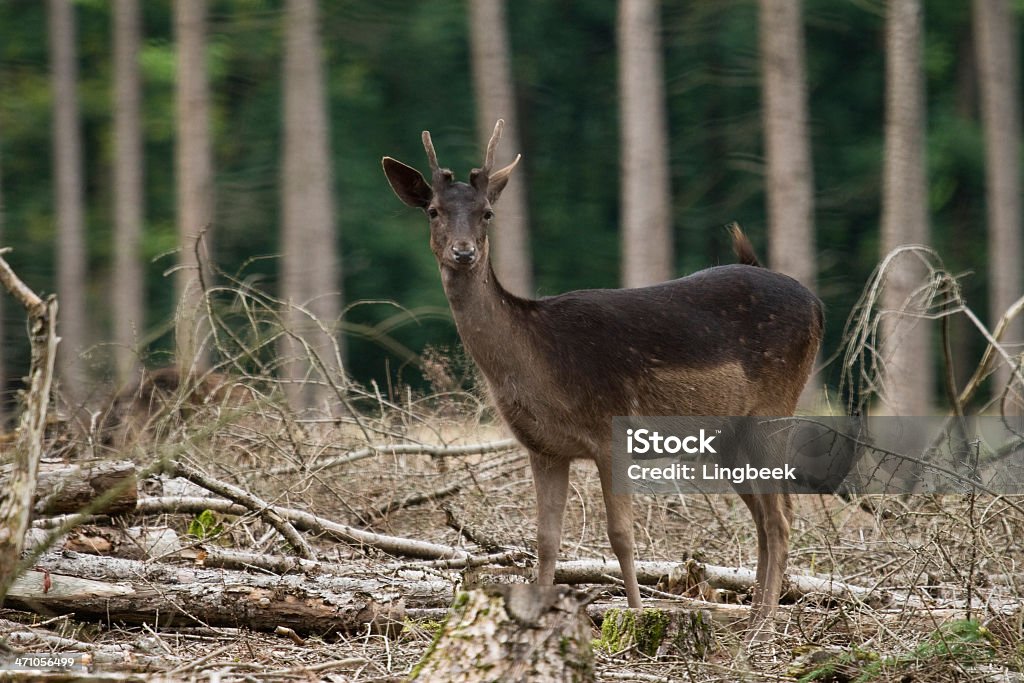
[483,210,495,221]
[427,207,439,219]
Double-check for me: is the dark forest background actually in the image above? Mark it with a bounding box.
[0,0,1019,419]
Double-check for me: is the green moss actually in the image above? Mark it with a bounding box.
[408,618,447,681]
[450,591,470,611]
[595,608,670,658]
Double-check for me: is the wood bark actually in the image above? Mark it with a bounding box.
[0,460,137,517]
[409,586,595,682]
[7,551,426,636]
[48,0,87,408]
[280,0,343,414]
[618,0,673,288]
[0,254,59,605]
[112,0,145,385]
[759,0,815,290]
[880,0,932,417]
[173,0,213,371]
[973,0,1023,407]
[469,0,533,297]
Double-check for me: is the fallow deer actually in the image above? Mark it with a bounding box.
[382,120,823,630]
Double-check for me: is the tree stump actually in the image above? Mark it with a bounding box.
[409,585,595,683]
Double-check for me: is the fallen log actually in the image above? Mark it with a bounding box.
[554,558,888,607]
[409,586,595,682]
[38,460,137,516]
[6,551,456,635]
[23,525,181,561]
[0,460,137,517]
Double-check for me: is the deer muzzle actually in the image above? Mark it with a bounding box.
[451,242,477,265]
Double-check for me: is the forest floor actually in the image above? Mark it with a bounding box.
[3,380,1024,682]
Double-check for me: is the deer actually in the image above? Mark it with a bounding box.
[382,120,823,632]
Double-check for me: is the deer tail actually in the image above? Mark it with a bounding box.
[728,223,761,268]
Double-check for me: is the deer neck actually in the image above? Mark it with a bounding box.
[440,261,533,381]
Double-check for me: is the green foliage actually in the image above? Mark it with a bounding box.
[797,620,999,683]
[187,509,224,540]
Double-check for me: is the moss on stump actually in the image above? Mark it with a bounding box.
[595,606,714,659]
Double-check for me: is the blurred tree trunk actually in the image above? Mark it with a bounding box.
[950,40,980,395]
[174,0,212,372]
[280,0,342,413]
[758,0,819,407]
[758,0,815,290]
[973,0,1022,407]
[880,0,932,416]
[0,137,5,429]
[48,0,87,409]
[618,0,673,288]
[112,0,144,386]
[468,0,532,298]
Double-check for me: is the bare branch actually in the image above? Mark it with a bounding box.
[169,459,316,561]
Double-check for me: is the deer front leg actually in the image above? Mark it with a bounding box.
[529,452,570,586]
[597,460,642,608]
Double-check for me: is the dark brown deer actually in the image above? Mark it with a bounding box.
[382,120,823,630]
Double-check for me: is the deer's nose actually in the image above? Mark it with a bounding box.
[452,243,477,264]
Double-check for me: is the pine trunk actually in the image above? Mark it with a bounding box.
[174,0,213,371]
[48,0,88,408]
[280,0,343,413]
[112,0,145,386]
[469,0,533,297]
[973,0,1023,409]
[618,0,673,288]
[880,0,932,417]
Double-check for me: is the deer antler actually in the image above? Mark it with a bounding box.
[470,119,508,191]
[482,119,505,174]
[421,130,452,187]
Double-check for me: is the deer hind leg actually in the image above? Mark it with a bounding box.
[597,459,642,607]
[740,492,791,630]
[529,452,570,586]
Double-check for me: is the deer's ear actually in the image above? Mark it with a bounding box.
[485,154,521,204]
[382,157,433,209]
